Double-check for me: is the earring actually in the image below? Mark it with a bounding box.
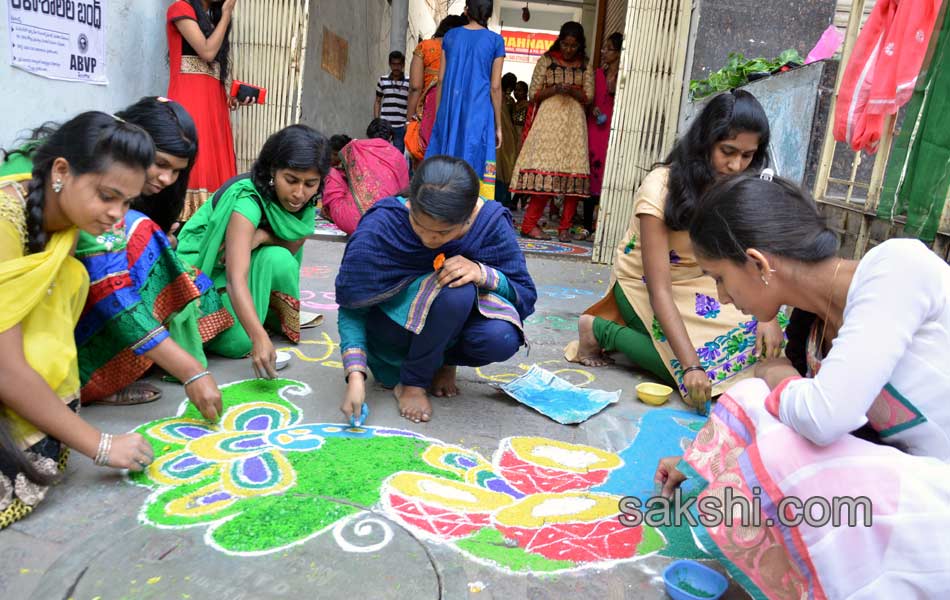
[761,275,770,287]
[268,178,274,187]
[52,179,63,193]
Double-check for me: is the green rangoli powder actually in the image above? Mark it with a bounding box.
[676,580,716,598]
[455,528,575,572]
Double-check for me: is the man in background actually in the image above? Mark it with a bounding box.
[374,51,410,154]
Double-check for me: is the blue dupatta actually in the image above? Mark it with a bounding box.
[335,197,536,322]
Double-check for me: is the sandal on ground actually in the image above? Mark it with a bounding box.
[557,230,573,243]
[521,227,551,241]
[93,382,163,406]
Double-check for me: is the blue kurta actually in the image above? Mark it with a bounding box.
[335,197,536,386]
[425,27,506,200]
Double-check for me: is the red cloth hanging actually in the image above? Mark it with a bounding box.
[833,0,944,153]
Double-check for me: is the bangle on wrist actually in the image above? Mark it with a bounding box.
[94,432,113,466]
[183,370,211,387]
[683,365,705,376]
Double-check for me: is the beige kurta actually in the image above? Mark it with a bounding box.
[584,167,783,397]
[510,54,595,197]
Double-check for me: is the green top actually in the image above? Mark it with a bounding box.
[176,176,315,286]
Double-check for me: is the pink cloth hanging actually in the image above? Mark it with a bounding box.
[833,0,943,153]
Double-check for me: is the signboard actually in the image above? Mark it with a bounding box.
[502,29,557,58]
[7,0,108,84]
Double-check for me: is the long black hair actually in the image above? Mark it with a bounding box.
[660,89,770,231]
[25,112,155,254]
[409,155,479,225]
[689,174,839,264]
[547,21,588,63]
[465,0,493,27]
[1,112,152,488]
[251,124,330,203]
[118,97,198,233]
[189,0,231,84]
[692,175,839,379]
[434,14,468,38]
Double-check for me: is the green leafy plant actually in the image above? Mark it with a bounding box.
[690,49,805,100]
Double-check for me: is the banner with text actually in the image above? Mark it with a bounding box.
[7,0,107,84]
[502,29,557,58]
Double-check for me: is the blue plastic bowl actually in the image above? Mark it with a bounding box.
[662,560,729,600]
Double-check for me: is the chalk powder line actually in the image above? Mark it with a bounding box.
[128,378,705,573]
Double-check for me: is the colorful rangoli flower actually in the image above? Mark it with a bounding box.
[130,379,692,571]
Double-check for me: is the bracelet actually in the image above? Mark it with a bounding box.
[183,370,211,387]
[476,262,487,287]
[94,432,113,466]
[683,365,705,376]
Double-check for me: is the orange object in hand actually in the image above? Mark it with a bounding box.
[433,253,446,271]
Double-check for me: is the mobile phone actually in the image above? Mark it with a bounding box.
[229,80,267,104]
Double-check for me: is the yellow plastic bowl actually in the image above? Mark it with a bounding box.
[636,382,674,406]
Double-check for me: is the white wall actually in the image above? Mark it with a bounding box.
[300,0,392,138]
[406,0,440,54]
[0,1,168,148]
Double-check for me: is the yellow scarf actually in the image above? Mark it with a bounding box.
[0,172,89,446]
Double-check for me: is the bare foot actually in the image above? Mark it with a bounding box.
[431,365,459,398]
[394,384,432,423]
[576,314,614,367]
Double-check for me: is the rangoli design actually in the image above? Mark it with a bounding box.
[130,379,704,572]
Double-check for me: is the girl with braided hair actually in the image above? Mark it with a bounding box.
[0,112,156,529]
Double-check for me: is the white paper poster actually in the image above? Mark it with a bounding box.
[7,0,107,84]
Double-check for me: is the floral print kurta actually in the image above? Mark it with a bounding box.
[583,167,787,398]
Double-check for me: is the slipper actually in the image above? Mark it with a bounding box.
[563,340,581,363]
[557,231,573,243]
[520,227,551,241]
[300,311,324,329]
[93,382,163,406]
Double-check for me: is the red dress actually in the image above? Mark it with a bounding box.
[166,1,236,219]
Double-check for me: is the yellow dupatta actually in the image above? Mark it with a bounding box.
[0,173,89,447]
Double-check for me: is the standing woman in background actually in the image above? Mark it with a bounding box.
[583,32,622,239]
[510,22,594,242]
[425,0,506,200]
[495,72,520,209]
[166,0,242,223]
[404,14,469,166]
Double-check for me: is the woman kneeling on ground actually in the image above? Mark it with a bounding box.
[0,98,228,418]
[335,155,537,423]
[70,97,229,419]
[568,90,784,409]
[321,118,410,236]
[176,125,330,378]
[655,174,950,598]
[0,112,156,528]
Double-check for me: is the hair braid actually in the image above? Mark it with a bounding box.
[24,167,48,253]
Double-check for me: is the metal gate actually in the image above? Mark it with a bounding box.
[230,0,311,173]
[592,0,694,263]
